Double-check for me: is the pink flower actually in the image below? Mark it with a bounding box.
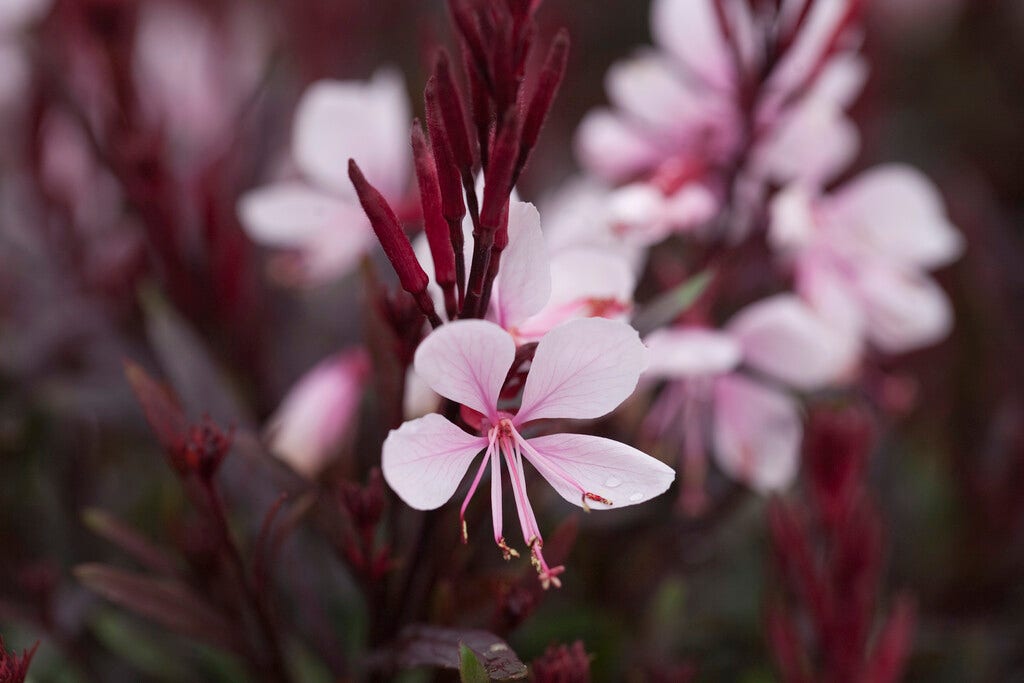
[575,0,865,242]
[383,317,674,587]
[0,0,50,110]
[770,164,964,353]
[238,70,411,284]
[418,198,636,343]
[265,349,370,479]
[133,0,267,169]
[643,295,854,507]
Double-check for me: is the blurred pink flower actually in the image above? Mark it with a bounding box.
[0,0,50,109]
[238,70,411,284]
[575,0,865,242]
[383,318,673,587]
[265,348,370,479]
[133,0,267,168]
[644,294,854,506]
[770,164,964,353]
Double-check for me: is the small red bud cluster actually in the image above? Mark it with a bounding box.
[766,405,916,683]
[531,640,592,683]
[337,469,393,582]
[0,638,38,683]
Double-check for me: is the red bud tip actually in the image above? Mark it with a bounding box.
[481,112,522,230]
[424,77,467,225]
[518,29,570,176]
[434,50,476,175]
[412,121,459,320]
[348,159,429,297]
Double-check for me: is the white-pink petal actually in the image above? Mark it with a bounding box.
[644,328,742,378]
[755,100,859,186]
[855,261,955,354]
[829,164,964,269]
[713,374,802,492]
[381,414,488,510]
[265,349,369,478]
[768,184,818,253]
[293,70,411,198]
[489,201,552,329]
[413,320,515,420]
[237,182,374,283]
[524,433,675,510]
[727,294,856,390]
[574,109,660,183]
[651,0,736,90]
[605,52,708,135]
[517,318,648,424]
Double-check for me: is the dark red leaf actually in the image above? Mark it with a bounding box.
[75,564,239,652]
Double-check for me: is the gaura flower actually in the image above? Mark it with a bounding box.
[133,0,267,170]
[770,164,964,354]
[643,295,855,510]
[265,348,370,479]
[575,0,866,242]
[383,317,674,588]
[238,70,411,284]
[406,198,637,418]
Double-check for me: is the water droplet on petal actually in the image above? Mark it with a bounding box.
[629,492,644,502]
[604,476,622,488]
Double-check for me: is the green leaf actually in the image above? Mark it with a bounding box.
[632,270,714,336]
[459,643,491,683]
[387,625,526,680]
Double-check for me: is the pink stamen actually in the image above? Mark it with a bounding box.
[460,433,496,543]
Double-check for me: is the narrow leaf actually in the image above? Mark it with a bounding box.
[75,564,238,652]
[632,270,714,336]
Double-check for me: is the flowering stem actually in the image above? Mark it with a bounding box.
[201,479,293,683]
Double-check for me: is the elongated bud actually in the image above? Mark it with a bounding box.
[411,121,458,319]
[434,50,476,176]
[424,77,467,225]
[348,159,442,328]
[447,0,489,82]
[517,29,569,178]
[481,111,522,230]
[425,78,468,304]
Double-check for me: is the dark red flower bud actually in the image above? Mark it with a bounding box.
[765,602,812,683]
[803,405,875,529]
[531,641,591,683]
[480,112,521,231]
[433,50,476,176]
[181,417,233,480]
[446,0,489,83]
[517,29,569,179]
[348,159,442,328]
[863,596,917,683]
[767,500,827,632]
[0,637,38,683]
[338,468,386,531]
[412,121,459,320]
[424,78,467,227]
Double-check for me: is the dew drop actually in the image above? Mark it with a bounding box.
[629,492,644,502]
[604,475,622,488]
